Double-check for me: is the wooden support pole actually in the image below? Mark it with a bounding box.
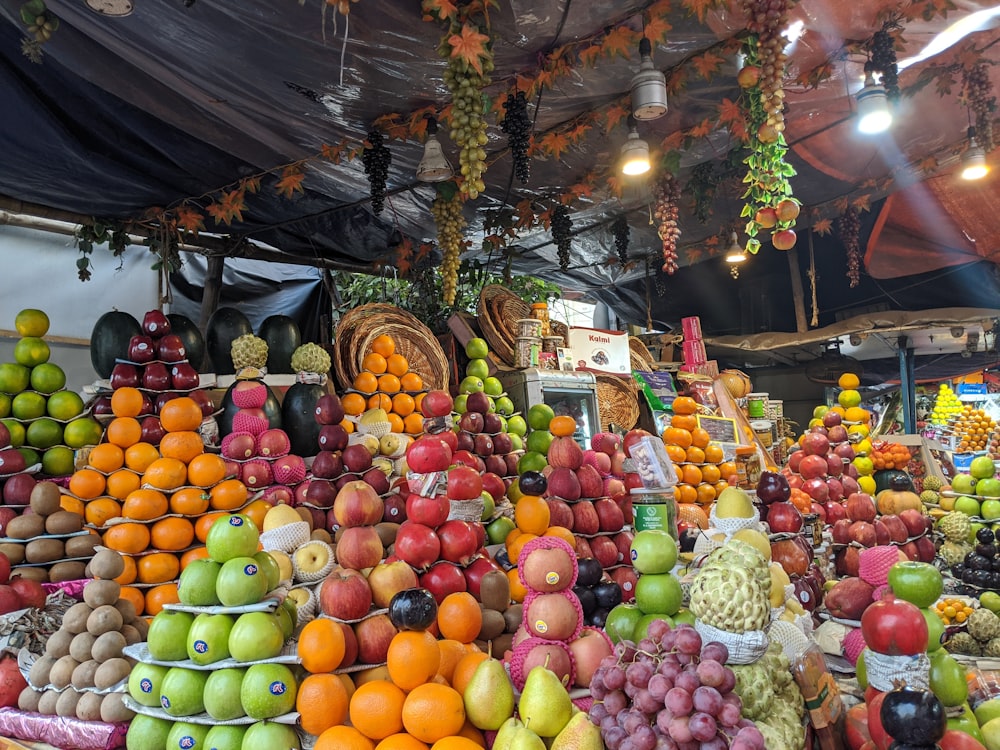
[786,243,808,333]
[200,256,225,331]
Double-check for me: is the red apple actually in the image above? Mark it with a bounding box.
[382,493,407,524]
[767,502,803,534]
[609,567,637,604]
[319,568,373,620]
[571,501,600,536]
[568,628,615,688]
[589,536,619,569]
[335,526,384,570]
[436,520,480,565]
[594,498,625,534]
[849,521,877,547]
[393,522,441,570]
[612,530,634,566]
[846,493,877,523]
[367,560,420,609]
[353,613,396,665]
[305,479,337,509]
[546,499,574,530]
[462,555,503,600]
[420,562,467,603]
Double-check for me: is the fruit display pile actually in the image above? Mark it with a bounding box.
[661,395,738,509]
[947,404,998,455]
[930,382,963,426]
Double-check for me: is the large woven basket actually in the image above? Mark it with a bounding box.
[477,286,568,366]
[629,336,655,372]
[596,373,640,431]
[333,304,449,392]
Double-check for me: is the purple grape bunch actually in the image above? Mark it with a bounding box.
[587,622,763,750]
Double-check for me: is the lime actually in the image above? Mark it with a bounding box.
[17,447,40,467]
[453,394,468,414]
[1,419,25,447]
[14,309,50,338]
[971,455,997,481]
[494,396,514,416]
[41,446,75,477]
[0,364,30,395]
[26,418,63,450]
[526,429,553,455]
[482,376,503,397]
[508,434,523,451]
[480,493,496,521]
[954,496,982,518]
[517,451,547,475]
[527,403,555,431]
[838,389,861,409]
[13,337,50,367]
[981,591,1000,614]
[465,358,490,380]
[506,415,527,437]
[0,394,9,419]
[46,390,85,421]
[11,392,46,420]
[486,516,516,545]
[29,363,66,394]
[63,417,104,449]
[465,337,490,360]
[812,405,829,419]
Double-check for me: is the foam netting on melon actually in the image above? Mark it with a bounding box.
[522,589,585,643]
[259,521,311,554]
[516,535,579,589]
[508,636,576,692]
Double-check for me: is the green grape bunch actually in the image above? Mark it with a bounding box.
[430,191,467,305]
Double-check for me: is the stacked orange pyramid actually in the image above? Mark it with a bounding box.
[661,396,738,513]
[343,334,427,436]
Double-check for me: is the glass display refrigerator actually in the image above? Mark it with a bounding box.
[496,367,600,448]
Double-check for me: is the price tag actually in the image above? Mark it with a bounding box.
[695,415,738,444]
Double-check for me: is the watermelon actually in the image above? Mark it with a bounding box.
[206,307,253,375]
[281,382,325,457]
[90,310,142,379]
[218,380,282,438]
[166,313,206,372]
[257,315,301,374]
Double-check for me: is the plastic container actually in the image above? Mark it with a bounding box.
[516,337,541,368]
[750,419,773,448]
[542,335,564,353]
[734,445,761,490]
[530,302,551,336]
[791,643,846,750]
[516,318,543,338]
[746,393,769,419]
[630,488,677,539]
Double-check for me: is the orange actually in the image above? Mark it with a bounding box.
[242,499,271,530]
[88,443,125,473]
[113,554,138,585]
[343,393,366,416]
[159,397,203,433]
[392,393,416,417]
[362,353,388,376]
[145,583,179,616]
[209,479,248,511]
[355,371,380,393]
[400,372,424,392]
[662,427,692,449]
[85,497,122,527]
[106,417,142,448]
[69,468,106,500]
[315,726,375,750]
[505,532,536,566]
[690,428,711,450]
[435,640,468,685]
[298,618,347,674]
[137,552,181,584]
[685,446,705,464]
[169,487,210,516]
[195,512,227,542]
[676,483,698,504]
[386,354,409,377]
[450,652,489,695]
[695,483,717,505]
[674,465,684,483]
[159,431,204,464]
[297,673,350,736]
[513,495,549,536]
[187,453,227,487]
[376,735,429,750]
[671,413,697,432]
[543,526,576,549]
[401,683,466,744]
[124,442,160,473]
[403,413,424,435]
[103,520,152,553]
[701,464,721,484]
[378,374,401,394]
[672,396,698,415]
[150,517,195,551]
[666,445,687,464]
[143,457,187,491]
[387,630,442,691]
[549,415,576,438]
[372,335,396,358]
[110,387,144,418]
[118,585,145,616]
[714,480,730,497]
[122,488,169,521]
[60,495,85,516]
[351,680,407,741]
[369,393,393,411]
[436,593,481,644]
[180,546,210,569]
[106,469,141,500]
[432,737,482,750]
[703,444,724,463]
[718,461,738,480]
[681,464,702,485]
[507,568,527,604]
[388,413,405,433]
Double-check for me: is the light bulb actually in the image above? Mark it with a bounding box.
[856,72,892,134]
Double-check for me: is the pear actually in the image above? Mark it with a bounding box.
[493,717,524,750]
[518,664,573,738]
[464,657,515,730]
[550,711,603,750]
[768,561,791,607]
[508,725,546,750]
[715,486,755,518]
[262,503,303,532]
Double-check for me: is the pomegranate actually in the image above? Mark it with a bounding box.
[772,228,797,251]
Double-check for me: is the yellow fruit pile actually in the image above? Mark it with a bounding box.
[930,383,963,426]
[344,334,426,435]
[949,405,997,453]
[661,396,737,509]
[933,597,974,625]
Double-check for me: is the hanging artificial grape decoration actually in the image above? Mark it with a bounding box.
[441,24,493,199]
[551,205,573,272]
[963,62,996,153]
[501,89,532,185]
[361,130,391,216]
[652,174,681,274]
[612,215,630,265]
[836,207,862,288]
[430,187,467,305]
[870,28,900,103]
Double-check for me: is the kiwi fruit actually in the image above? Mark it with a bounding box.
[503,603,523,633]
[37,689,59,716]
[28,654,56,688]
[75,691,104,722]
[374,522,399,547]
[478,607,506,641]
[87,605,124,636]
[70,659,99,689]
[18,686,41,712]
[49,561,87,582]
[295,506,315,528]
[479,570,511,612]
[14,567,48,582]
[55,687,82,718]
[0,543,25,565]
[120,624,142,646]
[30,481,62,516]
[45,510,83,535]
[69,632,96,662]
[65,533,100,558]
[49,655,80,689]
[89,548,125,580]
[44,629,73,659]
[130,616,149,639]
[311,528,333,544]
[63,602,95,634]
[7,514,45,539]
[91,631,126,663]
[491,632,514,657]
[100,692,136,723]
[83,579,121,608]
[93,658,131,690]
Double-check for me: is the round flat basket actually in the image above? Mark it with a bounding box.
[596,374,640,432]
[629,336,655,372]
[478,285,530,366]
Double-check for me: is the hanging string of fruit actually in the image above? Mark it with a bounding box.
[551,205,573,272]
[652,173,681,274]
[962,62,996,153]
[18,0,58,63]
[612,215,630,265]
[737,0,800,254]
[501,89,532,184]
[835,207,862,288]
[430,182,467,305]
[870,26,900,103]
[361,129,391,216]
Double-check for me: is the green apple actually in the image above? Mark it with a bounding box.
[971,456,997,480]
[509,434,523,451]
[203,724,248,750]
[813,405,829,419]
[672,608,695,626]
[253,550,281,591]
[454,394,468,414]
[486,516,516,546]
[948,703,985,745]
[974,697,1000,726]
[125,714,172,750]
[459,376,485,394]
[229,611,285,662]
[206,513,260,563]
[242,721,301,750]
[979,478,1000,499]
[480,492,496,521]
[159,667,210,716]
[634,572,683,616]
[955,496,982,519]
[127,662,169,707]
[981,592,1000,614]
[216,557,269,607]
[629,530,678,574]
[856,649,868,689]
[166,722,210,750]
[187,612,235,666]
[177,558,222,606]
[981,716,1000,750]
[240,663,297,719]
[983,499,1000,520]
[204,667,248,720]
[953,474,978,495]
[887,561,943,608]
[466,358,490,380]
[146,610,195,662]
[506,415,527,437]
[604,603,644,644]
[483,376,503,397]
[921,607,945,652]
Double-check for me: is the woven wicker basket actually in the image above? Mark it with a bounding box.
[596,373,640,431]
[629,336,655,372]
[477,285,569,366]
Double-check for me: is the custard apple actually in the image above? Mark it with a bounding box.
[920,490,940,504]
[231,334,268,371]
[730,659,775,720]
[945,631,982,656]
[706,538,770,593]
[689,565,769,632]
[290,343,331,374]
[939,541,972,567]
[938,512,971,544]
[967,608,1000,642]
[923,475,944,492]
[985,637,1000,658]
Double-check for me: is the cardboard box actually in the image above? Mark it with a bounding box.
[890,434,948,484]
[681,316,702,340]
[682,339,707,365]
[567,327,630,375]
